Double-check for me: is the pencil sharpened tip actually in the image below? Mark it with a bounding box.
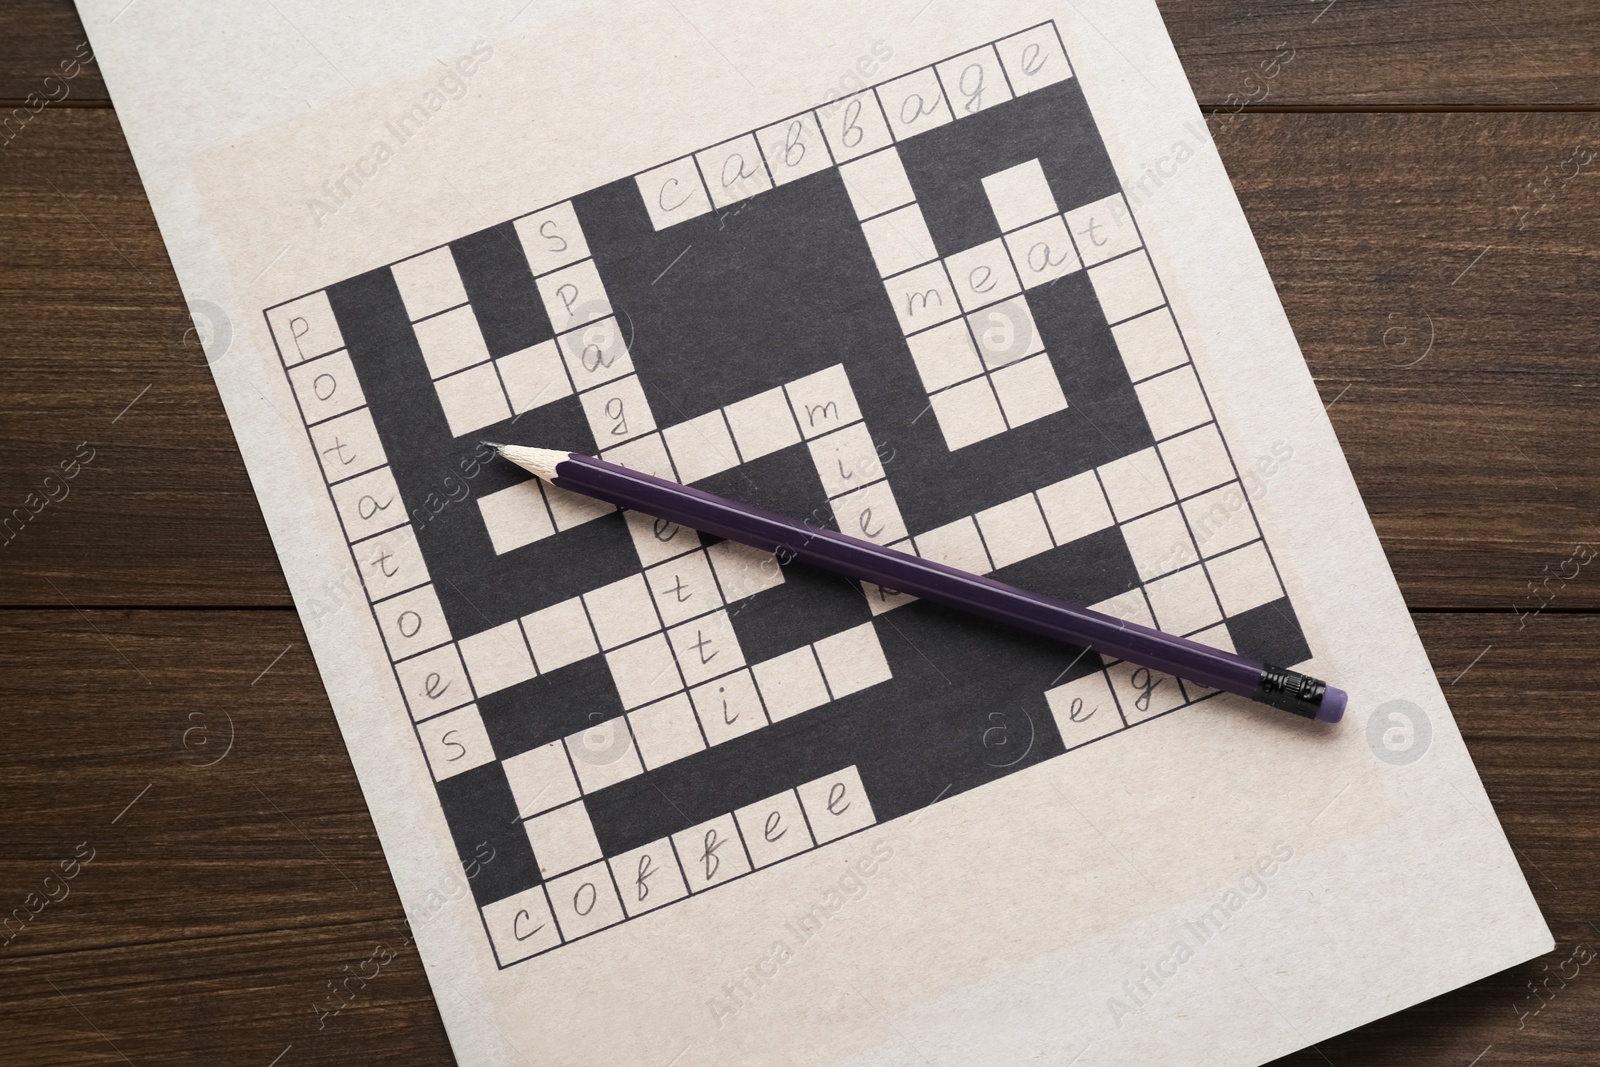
[494,444,571,482]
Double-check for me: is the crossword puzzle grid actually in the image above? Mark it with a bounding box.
[264,22,1313,967]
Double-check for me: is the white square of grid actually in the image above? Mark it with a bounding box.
[497,340,573,414]
[503,740,580,820]
[1005,215,1082,290]
[481,886,561,964]
[785,364,862,439]
[414,305,491,378]
[268,291,343,365]
[1120,505,1198,582]
[906,319,984,393]
[1066,193,1142,269]
[982,159,1058,233]
[1036,470,1114,545]
[937,45,1014,119]
[330,466,405,541]
[797,765,876,844]
[914,516,992,574]
[1136,366,1211,441]
[583,573,660,651]
[628,693,705,769]
[1097,447,1175,521]
[814,623,892,699]
[861,205,939,278]
[625,509,702,567]
[1045,670,1124,751]
[288,350,366,425]
[809,423,887,498]
[547,863,625,940]
[757,113,833,187]
[537,259,612,334]
[752,646,830,722]
[1205,542,1286,616]
[993,353,1068,427]
[735,789,815,869]
[394,643,472,722]
[1088,251,1165,325]
[514,202,589,277]
[610,838,688,918]
[636,156,713,230]
[459,619,536,697]
[434,363,511,437]
[976,493,1054,569]
[418,705,495,781]
[996,24,1074,96]
[309,408,386,486]
[557,316,634,391]
[879,67,953,140]
[817,90,893,163]
[947,238,1023,313]
[1106,660,1187,725]
[478,480,554,556]
[1112,308,1189,383]
[673,814,751,893]
[968,295,1044,370]
[645,550,722,629]
[930,377,1007,451]
[1143,564,1224,637]
[1183,483,1263,560]
[697,134,774,209]
[883,261,961,333]
[839,147,915,219]
[392,246,467,321]
[374,584,451,663]
[724,386,801,461]
[690,669,768,746]
[663,410,739,484]
[830,479,908,544]
[1160,425,1237,500]
[525,801,603,879]
[581,375,657,446]
[667,610,745,689]
[565,716,644,793]
[522,596,600,673]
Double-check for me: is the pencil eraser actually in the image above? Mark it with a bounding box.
[1316,686,1348,724]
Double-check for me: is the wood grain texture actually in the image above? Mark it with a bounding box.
[2,1,1597,1064]
[0,610,1593,1066]
[4,107,1597,608]
[4,1,1599,106]
[0,105,288,607]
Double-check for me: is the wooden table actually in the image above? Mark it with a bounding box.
[2,2,1596,1063]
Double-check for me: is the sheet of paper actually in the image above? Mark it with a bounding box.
[76,1,1550,1063]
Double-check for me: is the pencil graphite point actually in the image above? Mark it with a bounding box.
[492,444,570,482]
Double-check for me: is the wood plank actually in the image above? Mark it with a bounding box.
[1218,112,1600,611]
[0,106,289,606]
[3,2,1599,107]
[0,4,100,108]
[0,609,1592,1064]
[5,108,1596,608]
[1161,0,1600,108]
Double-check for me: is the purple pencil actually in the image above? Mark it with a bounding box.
[493,445,1346,724]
